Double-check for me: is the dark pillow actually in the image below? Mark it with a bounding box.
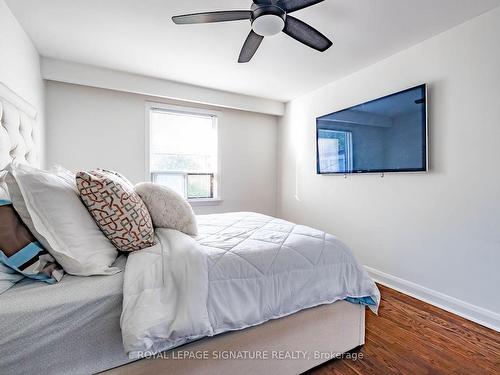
[0,199,64,283]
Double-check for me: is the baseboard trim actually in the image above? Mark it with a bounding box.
[365,266,500,332]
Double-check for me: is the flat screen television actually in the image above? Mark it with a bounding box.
[316,84,428,174]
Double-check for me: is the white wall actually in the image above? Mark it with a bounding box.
[0,0,44,164]
[45,81,278,215]
[278,6,500,324]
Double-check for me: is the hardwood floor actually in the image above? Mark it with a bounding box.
[308,284,500,375]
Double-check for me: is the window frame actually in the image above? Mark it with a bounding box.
[145,102,222,206]
[151,172,215,199]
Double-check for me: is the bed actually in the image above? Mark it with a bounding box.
[0,81,378,375]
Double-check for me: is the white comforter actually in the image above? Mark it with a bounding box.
[121,212,380,358]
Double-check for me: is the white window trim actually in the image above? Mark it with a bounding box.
[145,101,223,206]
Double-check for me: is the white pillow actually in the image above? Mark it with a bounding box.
[50,164,79,192]
[5,164,120,276]
[135,182,198,235]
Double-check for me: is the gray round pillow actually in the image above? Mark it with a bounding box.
[134,182,198,235]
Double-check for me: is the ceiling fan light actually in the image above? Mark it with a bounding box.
[252,14,285,36]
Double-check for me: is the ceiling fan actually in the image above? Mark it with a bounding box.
[172,0,332,63]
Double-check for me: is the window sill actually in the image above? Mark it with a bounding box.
[188,198,223,207]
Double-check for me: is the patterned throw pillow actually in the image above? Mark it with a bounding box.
[0,199,64,286]
[76,170,155,252]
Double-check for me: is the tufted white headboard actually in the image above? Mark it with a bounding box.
[0,82,39,198]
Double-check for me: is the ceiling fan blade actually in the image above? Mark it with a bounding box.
[172,11,252,25]
[238,31,264,63]
[280,0,325,13]
[283,15,332,52]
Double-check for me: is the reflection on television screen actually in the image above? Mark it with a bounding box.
[316,85,427,174]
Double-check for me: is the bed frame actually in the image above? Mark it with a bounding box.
[103,301,365,375]
[0,81,366,375]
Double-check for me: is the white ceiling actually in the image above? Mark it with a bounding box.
[6,0,500,101]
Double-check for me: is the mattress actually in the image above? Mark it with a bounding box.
[0,256,132,375]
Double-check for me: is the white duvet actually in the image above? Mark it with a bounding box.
[121,212,380,358]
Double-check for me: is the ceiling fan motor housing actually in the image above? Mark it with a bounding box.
[251,4,286,37]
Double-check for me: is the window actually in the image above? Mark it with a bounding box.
[147,104,219,202]
[318,130,353,173]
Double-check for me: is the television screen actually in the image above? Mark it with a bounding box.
[316,84,427,174]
